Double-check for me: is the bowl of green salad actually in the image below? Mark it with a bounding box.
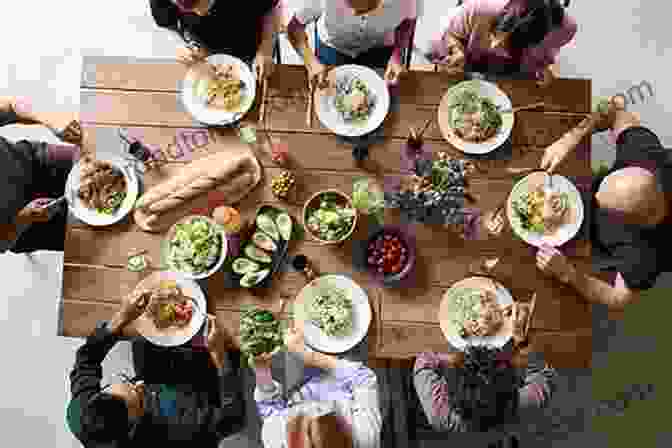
[163,215,228,280]
[302,190,358,245]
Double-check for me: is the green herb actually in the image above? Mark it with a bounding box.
[239,307,284,368]
[306,194,356,241]
[97,191,126,215]
[449,89,502,136]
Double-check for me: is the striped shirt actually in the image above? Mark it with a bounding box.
[292,0,417,58]
[413,351,557,433]
[427,0,577,79]
[255,359,382,448]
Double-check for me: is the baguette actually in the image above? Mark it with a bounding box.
[135,170,256,233]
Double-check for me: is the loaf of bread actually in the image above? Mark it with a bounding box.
[134,150,261,233]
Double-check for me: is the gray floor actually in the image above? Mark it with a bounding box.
[1,1,670,447]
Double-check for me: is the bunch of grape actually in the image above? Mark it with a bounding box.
[271,171,296,199]
[385,152,469,226]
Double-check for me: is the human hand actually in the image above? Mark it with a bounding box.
[117,288,152,327]
[536,243,576,284]
[540,137,576,173]
[433,41,465,74]
[53,120,83,145]
[536,65,556,88]
[254,50,275,82]
[284,327,306,355]
[384,56,406,86]
[307,61,329,89]
[460,208,505,240]
[442,351,465,368]
[16,202,51,224]
[206,314,231,367]
[511,343,533,369]
[176,45,209,66]
[252,352,274,371]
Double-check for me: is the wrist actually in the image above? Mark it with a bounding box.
[108,313,126,335]
[562,264,578,285]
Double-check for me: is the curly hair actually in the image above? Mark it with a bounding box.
[493,0,567,50]
[452,345,519,432]
[80,392,130,444]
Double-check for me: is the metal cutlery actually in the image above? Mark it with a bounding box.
[499,101,545,114]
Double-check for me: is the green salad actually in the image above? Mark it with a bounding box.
[98,191,126,215]
[308,283,353,337]
[167,218,222,274]
[446,287,484,333]
[448,89,502,141]
[239,308,284,365]
[334,76,375,124]
[306,194,356,241]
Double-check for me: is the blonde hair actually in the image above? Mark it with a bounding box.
[287,414,352,448]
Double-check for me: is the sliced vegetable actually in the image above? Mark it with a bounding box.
[244,244,272,264]
[276,213,292,241]
[127,254,148,272]
[232,258,260,275]
[240,269,271,287]
[252,232,277,252]
[256,213,280,241]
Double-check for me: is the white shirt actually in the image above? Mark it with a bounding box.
[256,359,382,448]
[294,0,417,58]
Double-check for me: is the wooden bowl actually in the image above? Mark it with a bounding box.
[302,190,358,245]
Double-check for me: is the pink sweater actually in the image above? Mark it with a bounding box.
[429,0,577,79]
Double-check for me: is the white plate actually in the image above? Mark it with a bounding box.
[294,275,372,354]
[163,215,228,280]
[506,172,585,247]
[439,277,514,350]
[134,271,207,347]
[437,79,514,154]
[65,155,139,226]
[315,65,390,137]
[181,54,257,126]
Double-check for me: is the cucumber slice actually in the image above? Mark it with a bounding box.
[232,258,260,275]
[256,213,280,241]
[127,254,147,272]
[244,244,272,264]
[240,269,271,288]
[252,232,277,252]
[276,213,292,241]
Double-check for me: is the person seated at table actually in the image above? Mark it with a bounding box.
[149,0,283,79]
[471,97,669,310]
[532,96,671,309]
[413,343,556,440]
[0,96,85,254]
[253,326,382,447]
[67,288,245,447]
[286,0,418,86]
[426,0,576,86]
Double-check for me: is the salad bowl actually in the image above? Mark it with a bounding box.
[302,190,358,245]
[162,215,228,280]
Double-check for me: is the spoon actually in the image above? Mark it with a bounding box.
[499,101,545,114]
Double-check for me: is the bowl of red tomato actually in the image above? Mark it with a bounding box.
[365,226,416,284]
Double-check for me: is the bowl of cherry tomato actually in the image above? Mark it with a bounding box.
[365,226,416,284]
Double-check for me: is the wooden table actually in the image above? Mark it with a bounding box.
[60,56,594,368]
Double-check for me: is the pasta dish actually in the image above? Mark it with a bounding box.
[77,156,127,214]
[334,76,375,124]
[447,288,505,338]
[513,186,569,234]
[144,281,195,330]
[308,283,353,337]
[199,64,246,112]
[448,90,503,142]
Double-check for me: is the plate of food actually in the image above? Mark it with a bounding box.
[303,190,358,245]
[181,54,256,126]
[437,80,514,154]
[163,215,228,280]
[315,64,390,137]
[133,271,207,347]
[439,276,514,350]
[226,204,294,288]
[506,171,584,247]
[65,155,139,226]
[294,275,371,354]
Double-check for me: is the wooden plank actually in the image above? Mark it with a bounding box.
[81,124,590,181]
[80,90,586,148]
[377,323,592,368]
[83,59,590,113]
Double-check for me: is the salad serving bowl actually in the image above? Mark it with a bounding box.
[302,190,358,245]
[162,215,228,280]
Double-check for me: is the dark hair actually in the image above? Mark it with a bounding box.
[494,0,567,50]
[452,345,519,432]
[80,393,130,443]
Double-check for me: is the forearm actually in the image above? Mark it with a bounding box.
[259,2,280,54]
[0,96,41,125]
[287,17,319,68]
[547,114,596,157]
[566,267,627,310]
[303,350,339,370]
[69,322,120,397]
[392,18,416,65]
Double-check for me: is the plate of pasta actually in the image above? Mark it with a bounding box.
[439,276,514,350]
[438,80,514,154]
[506,171,584,247]
[132,271,207,347]
[181,54,256,125]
